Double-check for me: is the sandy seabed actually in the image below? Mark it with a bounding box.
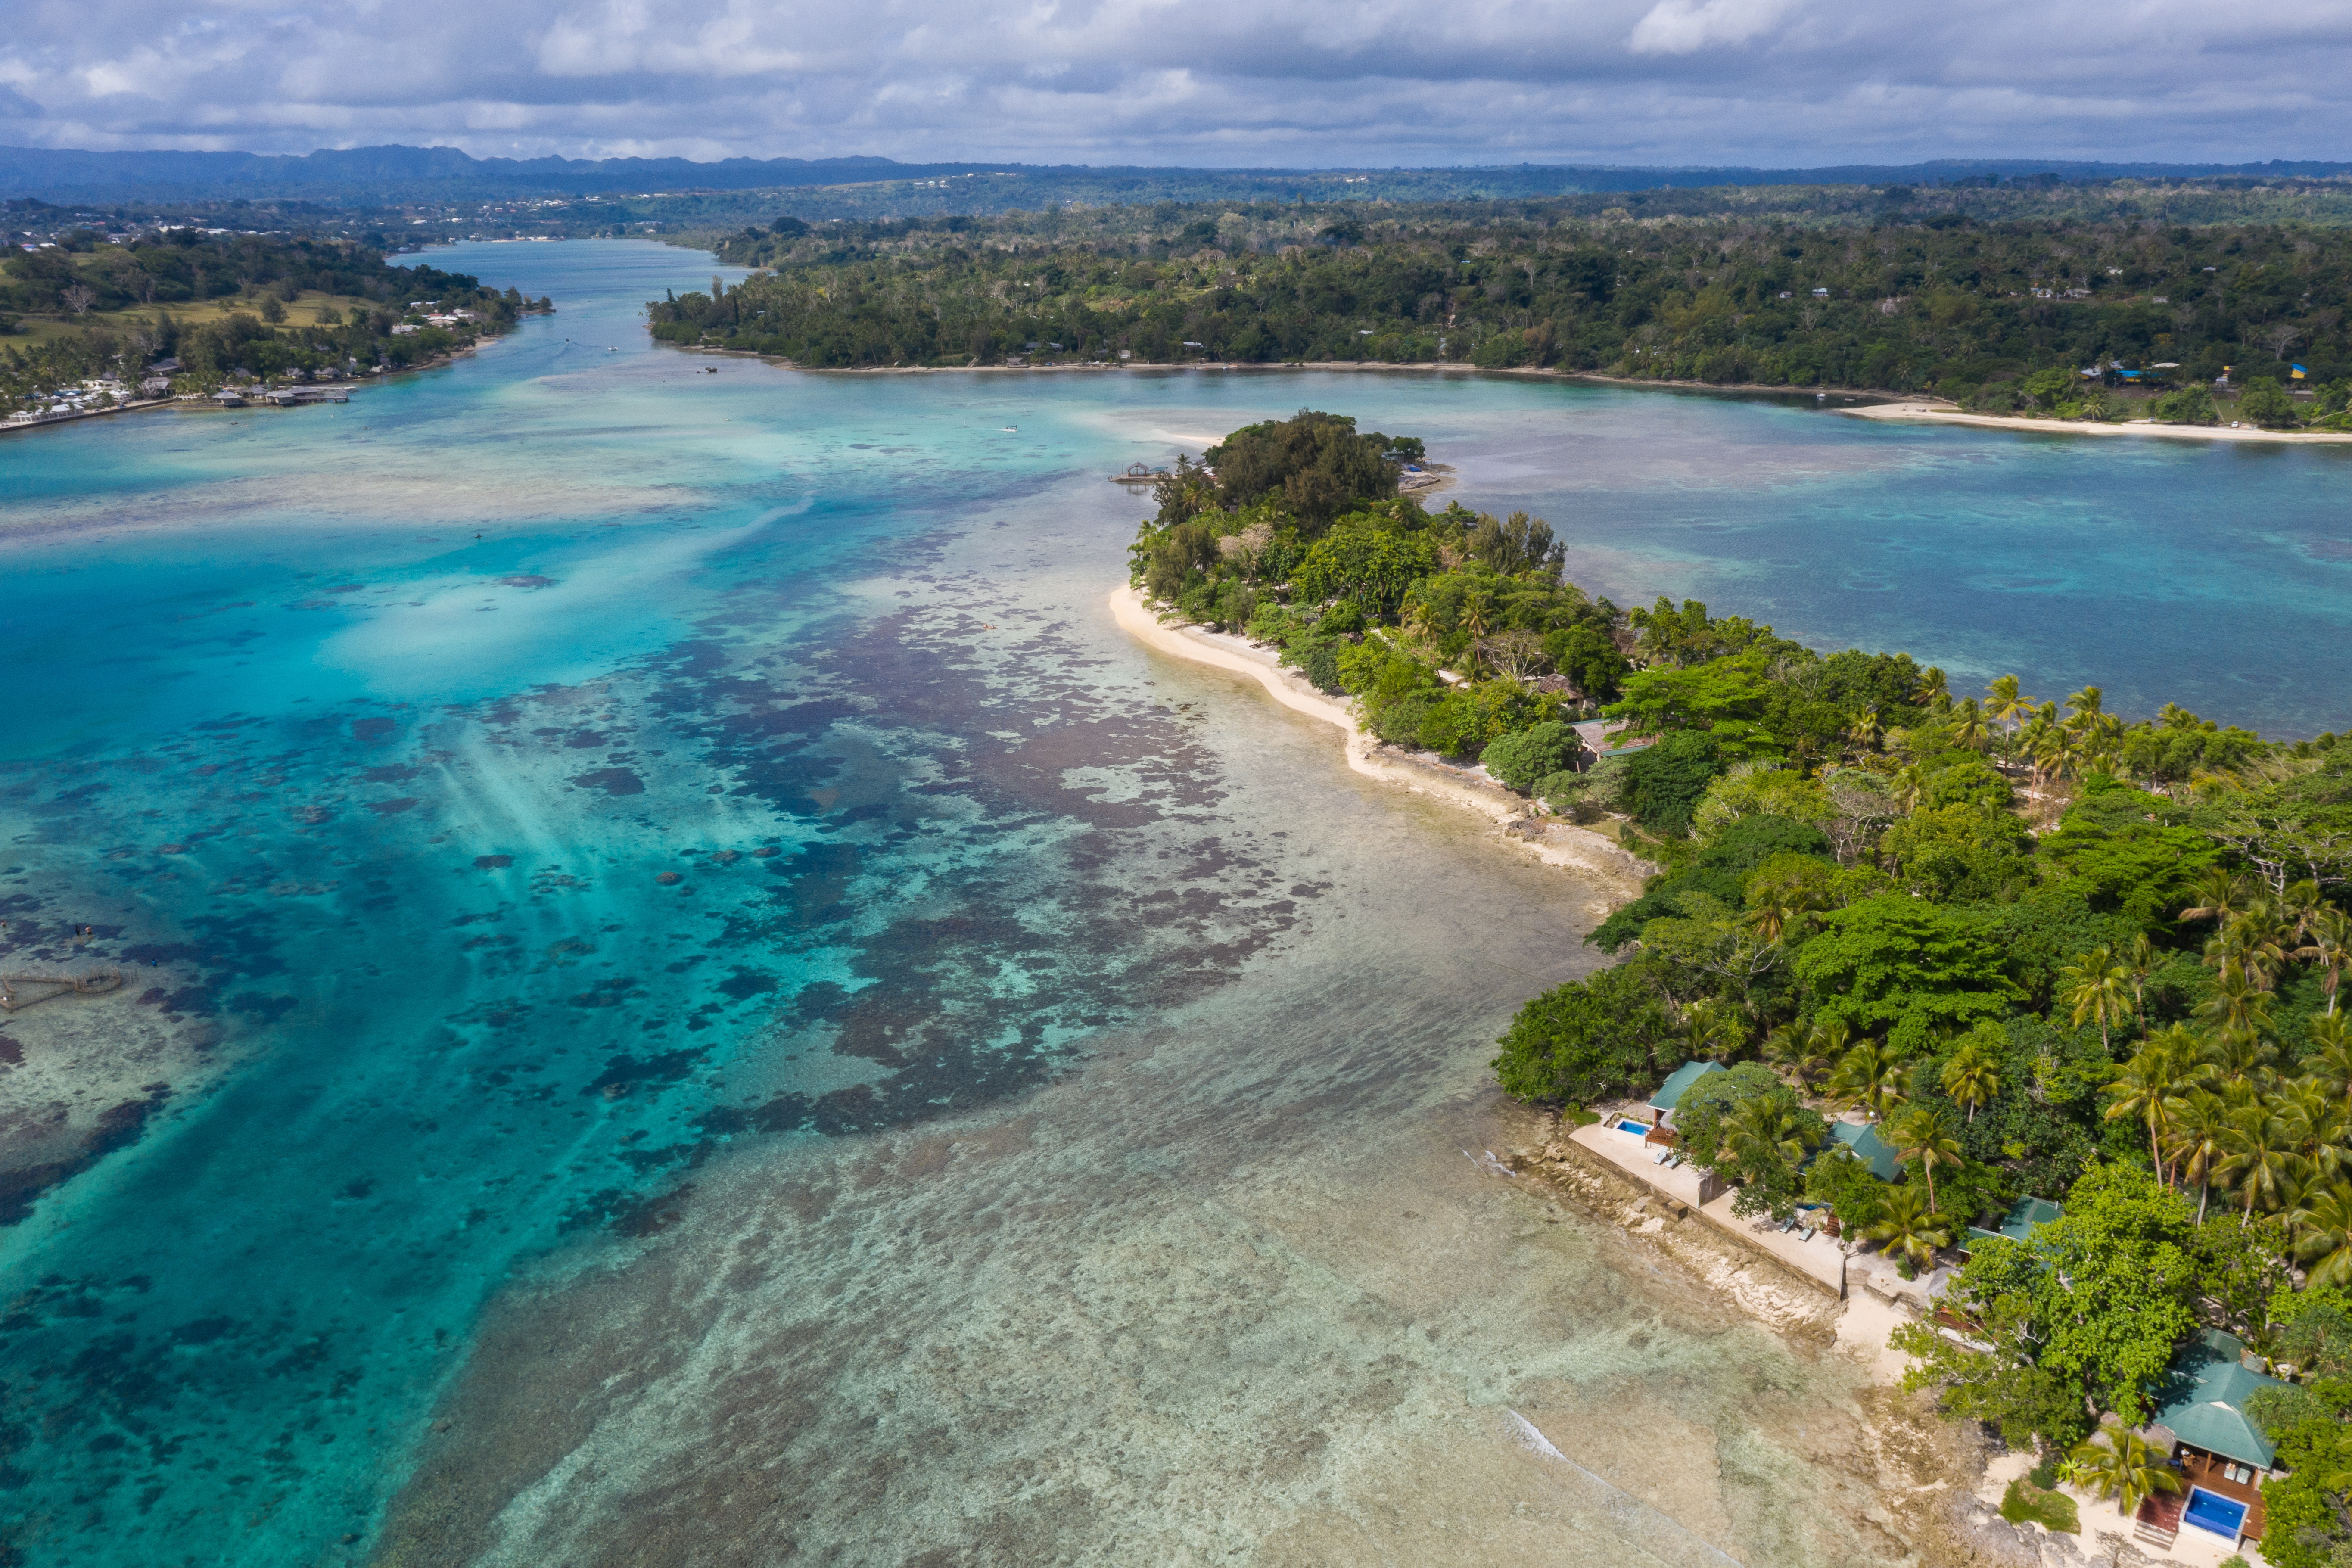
[371,569,1980,1568]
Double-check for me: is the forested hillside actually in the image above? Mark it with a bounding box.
[650,204,2352,416]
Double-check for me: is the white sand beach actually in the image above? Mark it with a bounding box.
[1107,585,1653,910]
[1846,399,2352,444]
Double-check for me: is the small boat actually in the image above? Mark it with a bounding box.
[1002,425,1017,432]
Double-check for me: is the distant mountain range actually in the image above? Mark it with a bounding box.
[6,145,2351,205]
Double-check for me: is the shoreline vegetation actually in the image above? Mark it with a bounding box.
[644,201,2352,437]
[1,228,554,433]
[1120,408,2352,1562]
[1108,585,1653,910]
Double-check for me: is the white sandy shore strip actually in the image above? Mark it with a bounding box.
[1108,586,1654,912]
[1845,399,2352,444]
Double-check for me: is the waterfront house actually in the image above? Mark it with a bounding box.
[1826,1120,1902,1180]
[1647,1060,1725,1139]
[1963,1196,2061,1251]
[2137,1329,2287,1550]
[1569,718,1656,762]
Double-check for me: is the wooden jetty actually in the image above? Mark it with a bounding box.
[1109,462,1169,485]
[0,966,126,1014]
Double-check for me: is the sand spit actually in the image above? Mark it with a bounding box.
[1845,399,2352,444]
[1108,586,1655,917]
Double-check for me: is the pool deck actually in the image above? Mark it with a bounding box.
[1566,1120,1847,1298]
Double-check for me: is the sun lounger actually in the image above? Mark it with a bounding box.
[1777,1216,1797,1233]
[1651,1148,1670,1164]
[1798,1227,1817,1242]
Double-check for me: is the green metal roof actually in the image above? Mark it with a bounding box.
[2152,1330,2287,1470]
[1826,1120,1903,1181]
[1649,1059,1725,1113]
[1967,1196,2063,1248]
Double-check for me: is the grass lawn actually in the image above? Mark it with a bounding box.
[2000,1478,2081,1534]
[4,291,383,348]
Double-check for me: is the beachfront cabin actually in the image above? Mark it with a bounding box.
[1570,719,1656,764]
[2135,1330,2287,1551]
[1826,1120,1903,1181]
[1963,1196,2061,1253]
[1646,1061,1725,1143]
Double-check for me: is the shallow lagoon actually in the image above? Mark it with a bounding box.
[0,238,2340,1565]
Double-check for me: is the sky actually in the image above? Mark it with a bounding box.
[4,0,2352,167]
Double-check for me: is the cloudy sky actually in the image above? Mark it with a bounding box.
[3,0,2351,167]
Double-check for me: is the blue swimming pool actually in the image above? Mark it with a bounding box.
[2183,1485,2248,1540]
[1614,1118,1652,1136]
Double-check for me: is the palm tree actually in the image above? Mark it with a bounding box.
[1887,1105,1964,1212]
[2058,945,2133,1052]
[1848,706,1881,753]
[2279,879,2327,942]
[2296,907,2352,1017]
[1865,1188,1953,1278]
[2105,1033,2198,1174]
[1744,880,1821,946]
[2064,684,2106,723]
[2293,1183,2352,1289]
[2032,726,2077,786]
[2123,933,2159,1036]
[2205,1025,2280,1092]
[1985,674,2032,734]
[1726,1095,1826,1173]
[1950,697,1990,753]
[2064,1428,2181,1520]
[2179,868,2260,928]
[1461,592,1492,646]
[2197,963,2278,1040]
[1890,764,1923,815]
[2305,1014,2352,1111]
[1792,1017,1854,1084]
[2217,1104,2299,1216]
[1681,997,1746,1061]
[1940,1040,2003,1122]
[1827,1039,1910,1121]
[2282,1081,2351,1183]
[2165,1089,2231,1220]
[2206,912,2290,992]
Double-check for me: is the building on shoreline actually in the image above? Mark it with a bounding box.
[2136,1329,2287,1551]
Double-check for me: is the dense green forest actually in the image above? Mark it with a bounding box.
[1134,409,2352,1546]
[0,232,552,409]
[650,202,2352,421]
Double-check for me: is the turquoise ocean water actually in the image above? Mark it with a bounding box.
[0,239,2345,1567]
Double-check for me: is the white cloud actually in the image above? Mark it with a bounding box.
[1627,0,1791,56]
[3,0,2352,164]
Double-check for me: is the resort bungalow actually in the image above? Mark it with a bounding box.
[1648,1060,1725,1120]
[1571,719,1656,761]
[2137,1329,2287,1551]
[1646,1060,1725,1140]
[1826,1120,1903,1181]
[1963,1196,2062,1252]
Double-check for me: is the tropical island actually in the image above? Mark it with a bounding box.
[648,202,2352,429]
[1129,408,2352,1562]
[0,228,554,425]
